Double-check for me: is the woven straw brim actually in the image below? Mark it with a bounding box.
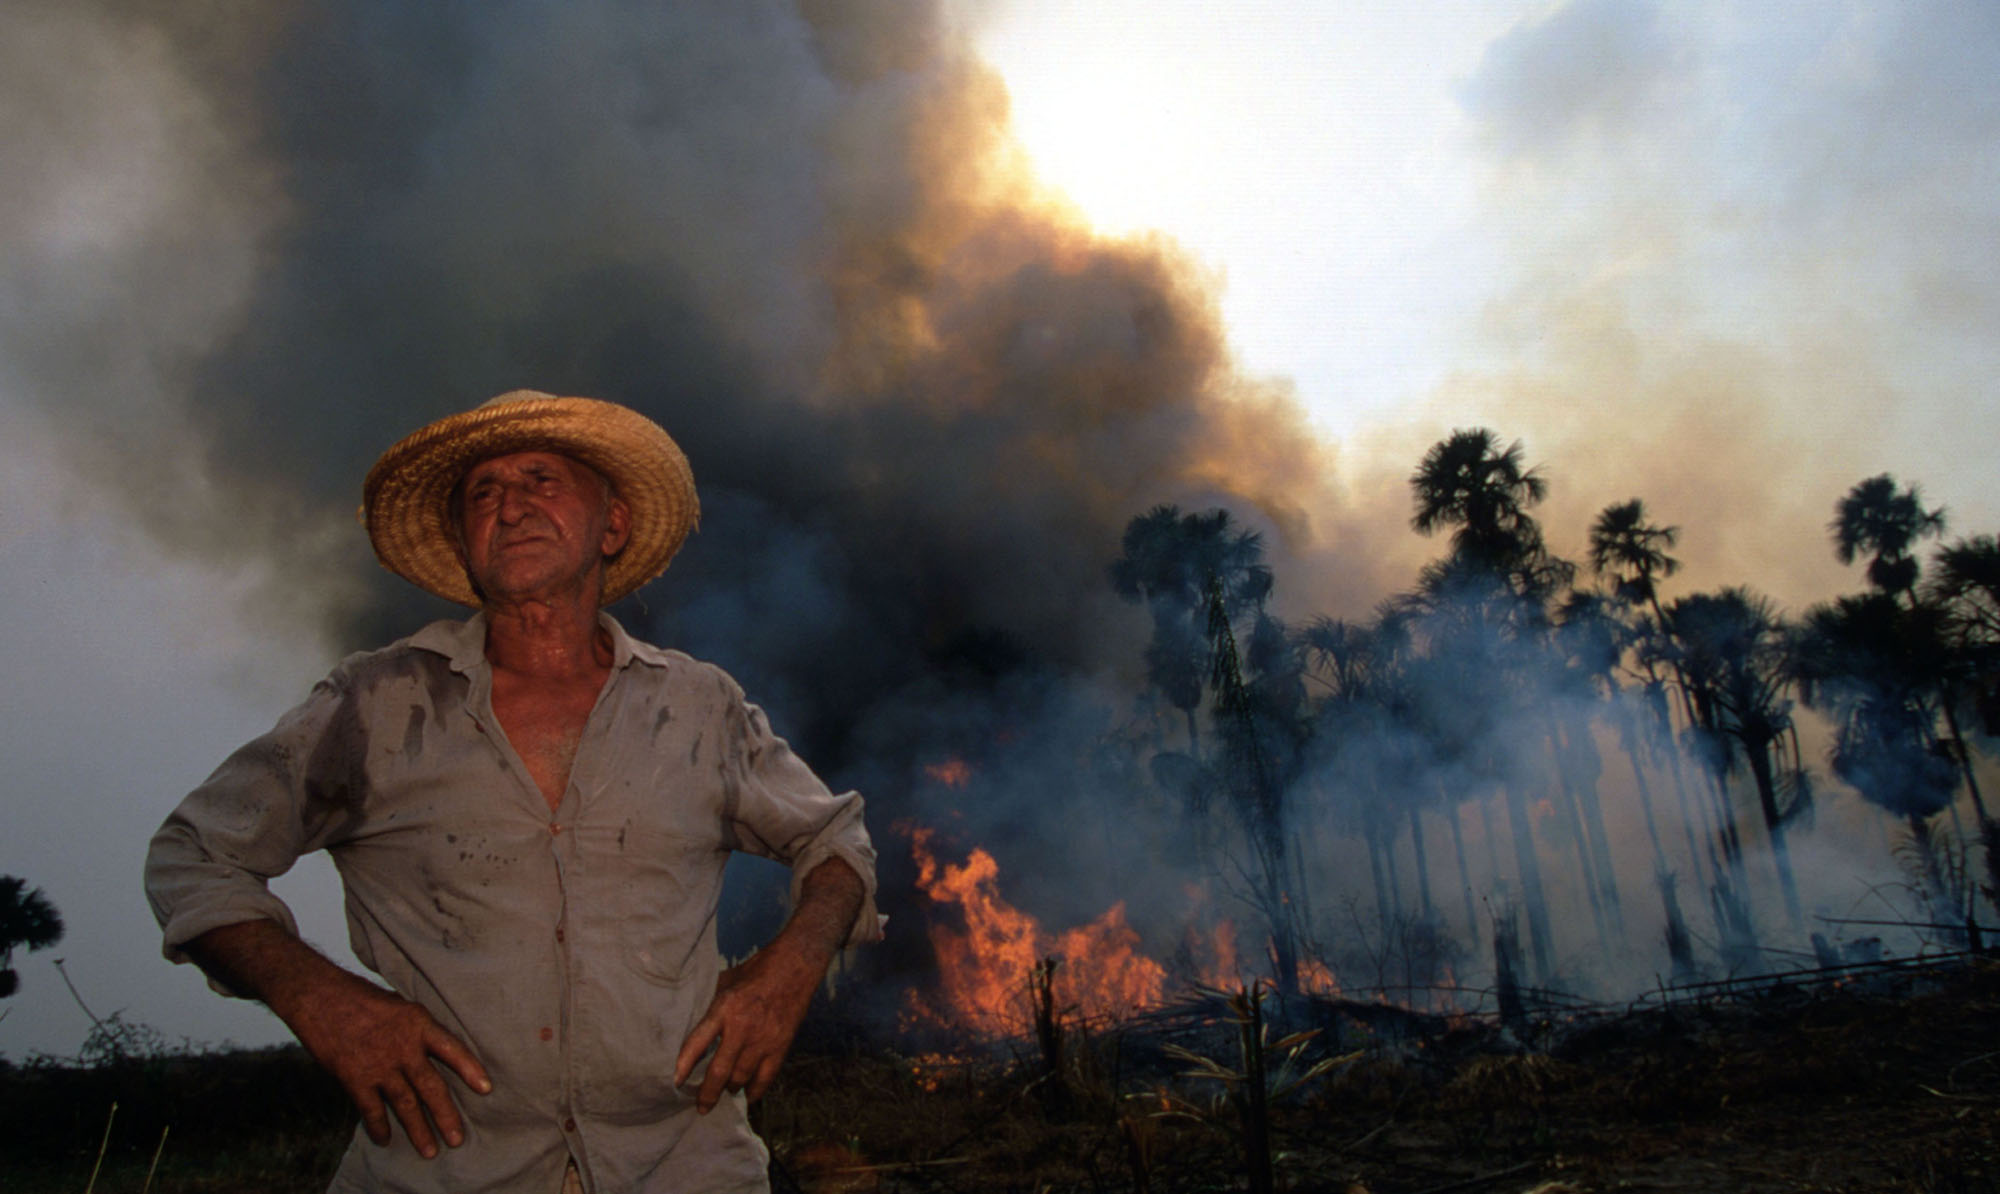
[362,392,698,606]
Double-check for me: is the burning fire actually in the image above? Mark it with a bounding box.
[1298,955,1342,998]
[1189,916,1241,989]
[923,757,974,788]
[901,829,1336,1037]
[907,826,1164,1033]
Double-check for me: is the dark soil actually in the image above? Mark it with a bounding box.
[4,960,1995,1193]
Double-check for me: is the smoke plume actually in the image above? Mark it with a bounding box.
[7,0,1997,1016]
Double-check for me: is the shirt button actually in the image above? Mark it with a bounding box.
[563,1117,578,1133]
[548,822,562,836]
[539,1026,553,1042]
[555,927,565,943]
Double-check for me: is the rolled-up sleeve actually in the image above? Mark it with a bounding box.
[720,695,883,948]
[143,672,352,980]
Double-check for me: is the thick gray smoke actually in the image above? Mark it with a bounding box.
[1,1,1365,987]
[5,8,1324,725]
[7,0,1989,1032]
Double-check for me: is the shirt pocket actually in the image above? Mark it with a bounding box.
[579,824,727,987]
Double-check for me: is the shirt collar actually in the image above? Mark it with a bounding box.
[601,611,680,670]
[406,610,673,673]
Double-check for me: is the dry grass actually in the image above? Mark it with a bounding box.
[6,962,1998,1192]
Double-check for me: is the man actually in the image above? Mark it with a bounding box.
[146,391,880,1193]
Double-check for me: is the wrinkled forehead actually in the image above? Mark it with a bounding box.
[454,449,616,496]
[460,449,593,484]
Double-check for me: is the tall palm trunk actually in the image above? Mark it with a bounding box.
[1501,778,1555,978]
[1939,693,1990,820]
[1379,812,1403,925]
[1478,792,1503,877]
[1614,701,1672,879]
[1744,741,1806,929]
[1448,797,1479,940]
[1616,703,1702,974]
[1547,756,1612,953]
[1661,725,1714,887]
[1550,714,1623,936]
[1406,803,1434,920]
[1365,816,1394,940]
[1906,813,1954,934]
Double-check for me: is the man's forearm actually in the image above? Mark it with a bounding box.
[770,857,866,970]
[181,919,358,1025]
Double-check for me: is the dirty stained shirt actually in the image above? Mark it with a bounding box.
[144,613,881,1194]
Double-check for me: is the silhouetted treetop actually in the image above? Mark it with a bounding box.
[1831,474,1946,598]
[0,876,64,1000]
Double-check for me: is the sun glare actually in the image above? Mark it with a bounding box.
[967,0,1527,435]
[989,48,1221,239]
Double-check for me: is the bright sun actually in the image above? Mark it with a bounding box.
[989,50,1223,239]
[973,6,1250,241]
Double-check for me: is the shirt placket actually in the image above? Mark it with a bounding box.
[568,657,637,1194]
[551,809,582,1182]
[463,660,595,1185]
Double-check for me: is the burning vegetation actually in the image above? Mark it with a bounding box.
[8,2,2000,1188]
[876,454,1999,1049]
[19,0,1995,1026]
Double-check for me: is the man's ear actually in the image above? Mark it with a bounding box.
[601,497,633,558]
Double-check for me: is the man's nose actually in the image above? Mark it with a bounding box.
[496,482,533,522]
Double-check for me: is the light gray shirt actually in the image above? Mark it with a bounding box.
[145,613,880,1194]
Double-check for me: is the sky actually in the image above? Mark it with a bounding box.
[2,0,1996,1059]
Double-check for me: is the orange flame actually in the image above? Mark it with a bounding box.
[1189,918,1243,989]
[1297,955,1342,998]
[923,757,975,788]
[908,826,1164,1033]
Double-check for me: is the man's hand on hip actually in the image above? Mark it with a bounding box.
[674,939,822,1113]
[674,858,864,1113]
[184,920,492,1157]
[288,967,493,1156]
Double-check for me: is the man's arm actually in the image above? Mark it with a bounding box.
[672,857,865,1114]
[184,920,491,1157]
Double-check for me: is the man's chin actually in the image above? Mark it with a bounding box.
[478,567,602,608]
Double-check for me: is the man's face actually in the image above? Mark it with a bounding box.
[454,451,631,606]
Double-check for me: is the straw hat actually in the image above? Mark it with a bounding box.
[362,390,698,606]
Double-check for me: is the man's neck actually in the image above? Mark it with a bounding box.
[480,596,613,679]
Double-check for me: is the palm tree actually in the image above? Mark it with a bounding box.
[1111,505,1275,753]
[1926,535,2000,911]
[1831,474,1945,601]
[1206,580,1305,991]
[1592,500,1729,879]
[1404,432,1583,978]
[1794,595,1962,927]
[1829,484,1993,918]
[1388,559,1564,977]
[1410,429,1573,597]
[1582,501,1707,972]
[1301,614,1452,938]
[1660,589,1810,931]
[1932,535,2000,653]
[1932,534,2000,776]
[1589,499,1680,617]
[0,876,64,1000]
